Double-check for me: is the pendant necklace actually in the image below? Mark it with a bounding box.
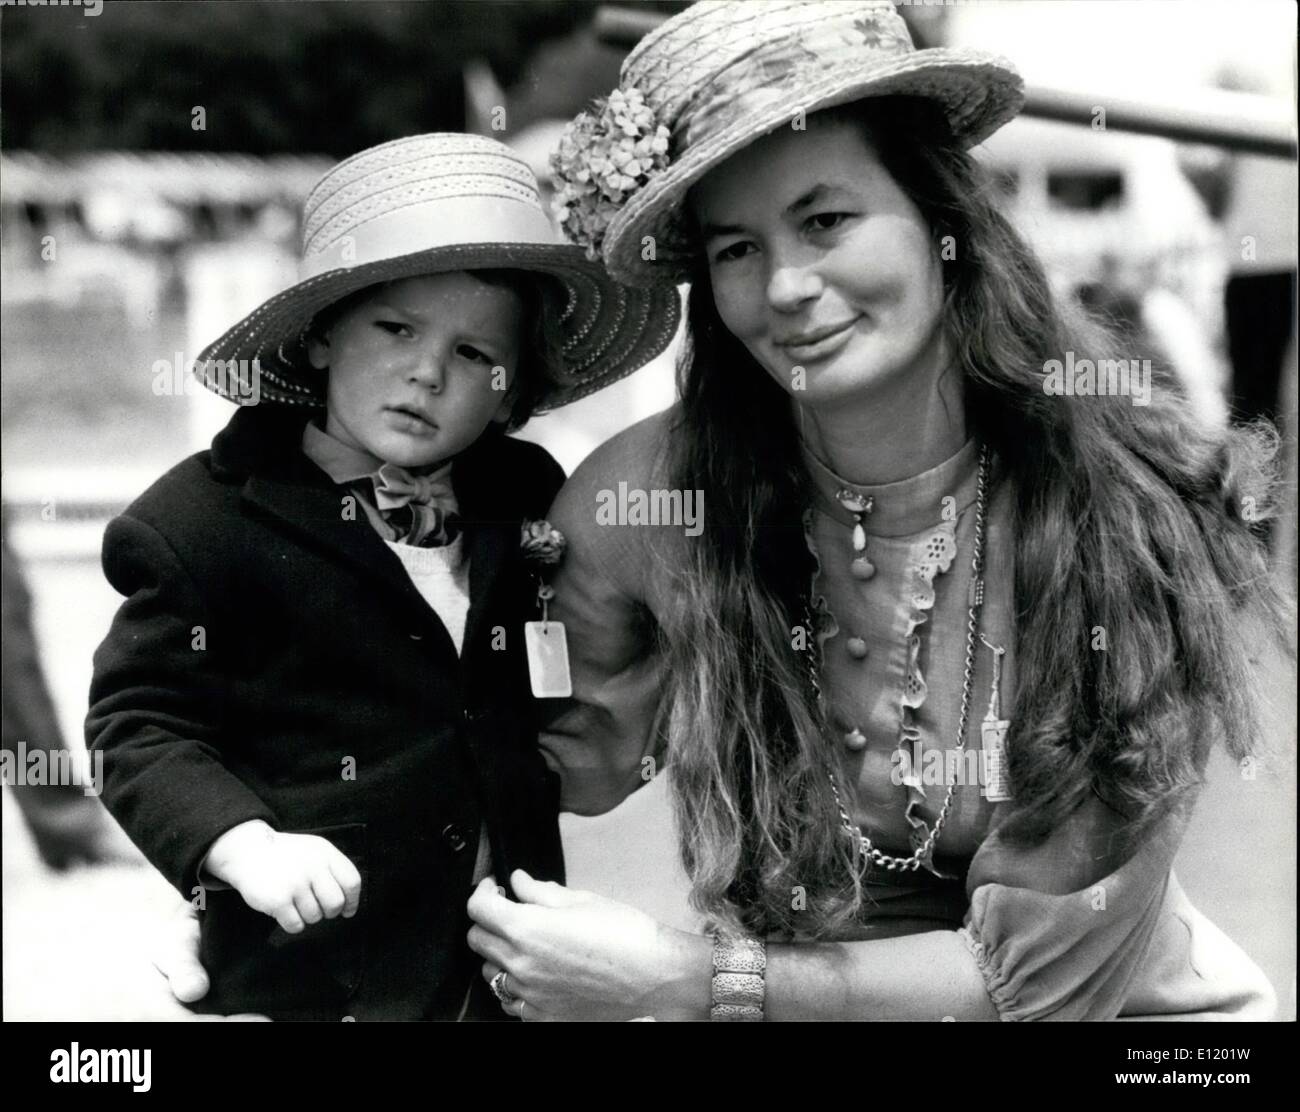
[802,442,992,873]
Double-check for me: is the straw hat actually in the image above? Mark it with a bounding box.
[551,0,1024,287]
[196,133,681,409]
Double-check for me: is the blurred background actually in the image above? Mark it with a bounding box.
[1,0,1295,1020]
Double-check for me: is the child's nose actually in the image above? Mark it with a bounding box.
[408,346,445,393]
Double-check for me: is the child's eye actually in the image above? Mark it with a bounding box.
[457,345,493,364]
[375,320,414,338]
[712,240,755,264]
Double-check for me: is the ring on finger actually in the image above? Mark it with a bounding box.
[490,970,516,1005]
[518,997,528,1022]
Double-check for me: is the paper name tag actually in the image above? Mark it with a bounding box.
[524,621,572,698]
[981,719,1013,802]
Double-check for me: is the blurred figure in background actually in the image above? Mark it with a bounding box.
[1077,251,1229,432]
[2,507,127,869]
[1222,152,1297,431]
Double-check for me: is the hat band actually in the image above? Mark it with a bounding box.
[680,23,912,151]
[300,195,560,280]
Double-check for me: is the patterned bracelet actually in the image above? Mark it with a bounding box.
[710,935,767,1021]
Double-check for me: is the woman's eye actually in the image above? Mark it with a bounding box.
[807,212,849,233]
[375,320,413,338]
[713,241,754,264]
[457,345,493,364]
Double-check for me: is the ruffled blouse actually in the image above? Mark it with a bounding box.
[539,409,1272,1020]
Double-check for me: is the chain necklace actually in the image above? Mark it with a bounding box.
[802,442,991,873]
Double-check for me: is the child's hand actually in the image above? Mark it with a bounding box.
[204,820,362,934]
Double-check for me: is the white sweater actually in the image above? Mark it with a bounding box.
[384,536,491,907]
[383,536,471,654]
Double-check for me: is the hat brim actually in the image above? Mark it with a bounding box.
[195,241,681,409]
[604,48,1025,287]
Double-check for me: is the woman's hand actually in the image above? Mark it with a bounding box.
[467,870,711,1022]
[151,900,211,1005]
[150,900,269,1020]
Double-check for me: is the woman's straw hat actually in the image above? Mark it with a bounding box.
[196,132,681,409]
[552,0,1024,287]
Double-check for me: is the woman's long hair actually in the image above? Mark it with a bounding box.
[659,96,1294,938]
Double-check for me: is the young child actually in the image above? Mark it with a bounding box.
[85,133,680,1021]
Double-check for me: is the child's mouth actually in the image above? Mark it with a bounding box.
[384,406,438,436]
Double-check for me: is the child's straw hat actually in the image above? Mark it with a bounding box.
[196,132,681,408]
[551,0,1024,287]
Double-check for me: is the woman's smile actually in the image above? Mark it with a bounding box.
[776,315,862,363]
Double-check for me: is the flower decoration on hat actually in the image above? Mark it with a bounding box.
[550,87,672,259]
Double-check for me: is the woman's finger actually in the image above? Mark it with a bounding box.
[467,875,523,936]
[509,869,582,909]
[151,904,210,1005]
[518,998,556,1022]
[466,923,514,969]
[481,960,523,1017]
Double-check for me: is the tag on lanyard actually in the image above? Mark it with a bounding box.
[524,621,572,698]
[980,719,1013,802]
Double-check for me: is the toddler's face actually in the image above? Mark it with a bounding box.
[308,273,521,469]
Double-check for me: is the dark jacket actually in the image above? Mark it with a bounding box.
[86,404,565,1020]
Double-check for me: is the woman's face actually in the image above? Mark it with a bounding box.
[689,118,947,408]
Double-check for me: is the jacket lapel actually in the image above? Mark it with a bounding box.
[455,430,520,653]
[242,469,435,615]
[213,406,438,617]
[461,518,513,654]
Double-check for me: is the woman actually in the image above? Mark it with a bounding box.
[465,0,1292,1021]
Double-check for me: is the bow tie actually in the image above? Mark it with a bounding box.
[367,462,460,547]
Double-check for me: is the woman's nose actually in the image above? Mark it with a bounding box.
[766,261,822,313]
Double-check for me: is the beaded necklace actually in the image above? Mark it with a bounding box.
[802,442,991,873]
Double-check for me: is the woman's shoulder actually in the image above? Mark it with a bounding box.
[567,407,679,495]
[550,406,679,520]
[548,406,684,585]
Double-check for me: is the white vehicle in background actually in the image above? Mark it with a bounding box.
[977,116,1225,323]
[977,116,1230,428]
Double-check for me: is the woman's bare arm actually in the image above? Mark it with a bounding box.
[468,873,999,1022]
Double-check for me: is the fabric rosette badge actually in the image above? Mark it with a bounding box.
[550,87,671,259]
[520,519,567,569]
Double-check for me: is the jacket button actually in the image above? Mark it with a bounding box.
[409,631,424,641]
[441,823,468,853]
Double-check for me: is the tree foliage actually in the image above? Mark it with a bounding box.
[1,0,617,154]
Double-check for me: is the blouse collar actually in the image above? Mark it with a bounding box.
[800,435,983,538]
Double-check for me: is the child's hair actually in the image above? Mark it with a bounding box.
[307,268,566,430]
